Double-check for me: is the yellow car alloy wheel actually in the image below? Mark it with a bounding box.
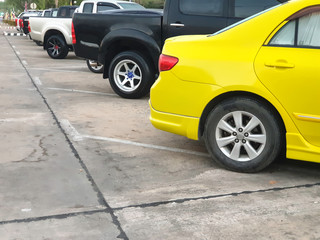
[204,97,284,173]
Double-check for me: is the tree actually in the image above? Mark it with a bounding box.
[5,0,25,11]
[0,1,12,12]
[135,0,164,8]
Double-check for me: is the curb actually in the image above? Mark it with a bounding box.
[3,32,26,37]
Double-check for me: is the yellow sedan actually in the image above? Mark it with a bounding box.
[149,0,320,173]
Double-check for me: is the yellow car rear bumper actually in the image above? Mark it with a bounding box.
[149,100,200,140]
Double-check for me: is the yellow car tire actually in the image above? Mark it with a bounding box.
[204,97,284,173]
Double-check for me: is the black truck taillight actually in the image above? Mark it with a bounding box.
[71,22,76,44]
[19,19,24,28]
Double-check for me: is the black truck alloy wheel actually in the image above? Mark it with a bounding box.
[46,35,69,59]
[108,51,155,99]
[204,97,283,173]
[86,59,104,73]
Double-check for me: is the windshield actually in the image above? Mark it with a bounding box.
[25,12,40,16]
[118,3,145,10]
[210,4,281,36]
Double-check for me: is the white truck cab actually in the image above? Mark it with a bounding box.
[78,0,145,13]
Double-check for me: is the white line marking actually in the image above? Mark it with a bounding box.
[61,119,209,157]
[60,119,83,141]
[46,66,86,70]
[0,114,44,123]
[83,134,210,157]
[22,60,28,66]
[0,118,32,123]
[47,87,117,96]
[27,88,37,91]
[27,67,87,73]
[16,51,20,55]
[21,208,32,212]
[33,77,42,86]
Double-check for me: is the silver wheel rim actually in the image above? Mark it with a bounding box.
[47,38,61,57]
[88,60,103,71]
[113,59,142,93]
[215,111,267,162]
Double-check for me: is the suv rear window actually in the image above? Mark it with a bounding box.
[59,7,77,17]
[83,3,94,13]
[97,3,119,12]
[43,11,51,17]
[179,0,224,17]
[118,3,145,10]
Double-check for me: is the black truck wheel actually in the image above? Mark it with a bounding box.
[46,35,68,59]
[86,59,104,73]
[204,97,283,173]
[108,51,155,99]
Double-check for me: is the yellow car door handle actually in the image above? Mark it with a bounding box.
[265,61,295,68]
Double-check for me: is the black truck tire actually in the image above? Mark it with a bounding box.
[108,51,155,99]
[46,35,69,59]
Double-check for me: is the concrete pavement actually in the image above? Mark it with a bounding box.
[1,21,320,240]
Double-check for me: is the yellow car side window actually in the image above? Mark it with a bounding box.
[270,11,320,48]
[269,20,296,46]
[298,12,320,47]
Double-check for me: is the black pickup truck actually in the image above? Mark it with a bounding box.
[72,0,286,99]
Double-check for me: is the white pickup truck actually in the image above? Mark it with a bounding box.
[29,6,78,59]
[77,0,144,13]
[29,1,145,61]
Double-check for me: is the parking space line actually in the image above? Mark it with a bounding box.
[46,87,117,96]
[33,77,42,86]
[46,66,86,69]
[60,119,84,141]
[28,67,88,73]
[27,88,37,91]
[83,134,210,157]
[62,119,209,158]
[29,65,86,69]
[0,118,33,123]
[0,114,44,123]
